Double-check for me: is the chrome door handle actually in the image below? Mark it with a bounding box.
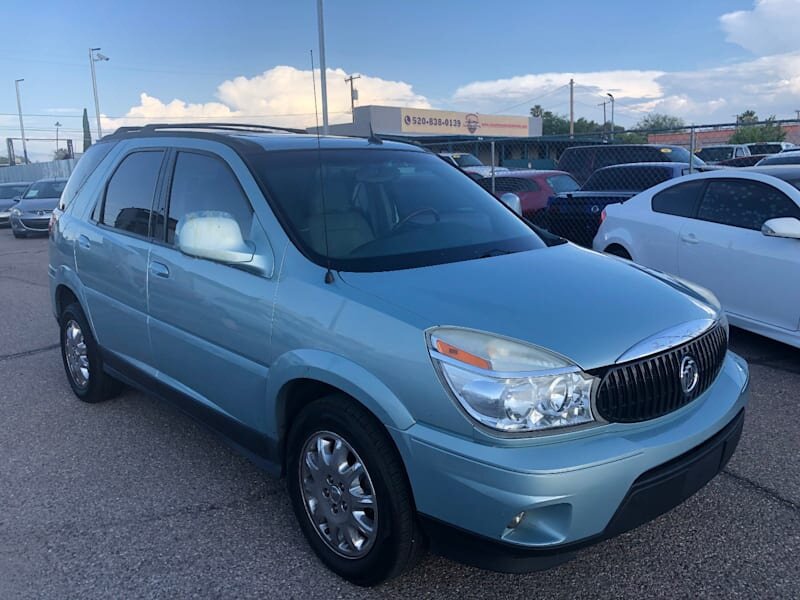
[149,261,170,278]
[680,233,699,244]
[78,234,90,249]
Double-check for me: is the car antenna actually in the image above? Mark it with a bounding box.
[311,49,335,284]
[368,122,383,145]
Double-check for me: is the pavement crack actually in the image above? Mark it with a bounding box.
[0,274,49,288]
[722,469,799,512]
[0,343,60,362]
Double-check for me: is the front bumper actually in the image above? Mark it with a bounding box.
[10,213,50,234]
[390,352,749,572]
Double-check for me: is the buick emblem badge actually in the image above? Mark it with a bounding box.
[679,355,699,394]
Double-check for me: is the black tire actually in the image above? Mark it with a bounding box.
[605,245,631,260]
[286,395,424,586]
[59,302,122,403]
[12,230,26,239]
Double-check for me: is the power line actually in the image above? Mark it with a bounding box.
[491,83,570,114]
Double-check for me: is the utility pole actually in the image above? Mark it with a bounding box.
[14,78,28,164]
[795,109,800,122]
[89,48,109,139]
[344,74,361,114]
[55,121,61,152]
[316,0,329,134]
[598,101,608,139]
[569,78,574,139]
[607,93,615,141]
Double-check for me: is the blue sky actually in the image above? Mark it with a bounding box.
[3,0,799,160]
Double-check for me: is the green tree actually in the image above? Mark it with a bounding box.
[634,113,685,132]
[729,114,786,144]
[53,148,71,160]
[530,105,603,136]
[82,108,92,151]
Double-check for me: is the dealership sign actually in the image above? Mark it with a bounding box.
[399,108,531,137]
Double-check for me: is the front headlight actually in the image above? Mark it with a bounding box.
[428,327,597,433]
[9,207,22,216]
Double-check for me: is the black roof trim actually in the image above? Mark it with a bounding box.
[106,122,306,138]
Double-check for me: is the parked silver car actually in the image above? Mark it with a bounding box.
[9,177,67,238]
[0,181,31,227]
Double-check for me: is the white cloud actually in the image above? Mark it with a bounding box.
[720,0,800,55]
[449,51,800,125]
[101,65,430,133]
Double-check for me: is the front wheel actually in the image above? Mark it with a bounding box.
[286,395,424,586]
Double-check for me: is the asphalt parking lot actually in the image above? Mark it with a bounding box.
[1,231,798,599]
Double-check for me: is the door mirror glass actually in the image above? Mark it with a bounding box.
[499,192,522,216]
[177,211,273,275]
[762,217,800,239]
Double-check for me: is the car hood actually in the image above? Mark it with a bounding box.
[16,197,59,212]
[339,244,718,370]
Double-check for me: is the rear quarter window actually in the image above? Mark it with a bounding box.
[651,180,706,217]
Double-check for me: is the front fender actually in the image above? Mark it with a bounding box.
[265,348,416,442]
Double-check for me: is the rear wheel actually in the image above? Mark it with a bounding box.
[605,244,631,260]
[286,395,424,586]
[59,302,122,403]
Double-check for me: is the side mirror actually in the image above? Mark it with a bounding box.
[500,192,522,216]
[762,217,800,240]
[177,211,273,275]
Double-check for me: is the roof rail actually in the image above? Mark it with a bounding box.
[108,122,307,137]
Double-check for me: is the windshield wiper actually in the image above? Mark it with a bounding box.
[478,249,516,259]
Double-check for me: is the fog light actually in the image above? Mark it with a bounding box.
[507,511,526,529]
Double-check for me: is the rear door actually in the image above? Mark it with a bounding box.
[74,147,165,369]
[677,178,800,330]
[146,144,278,428]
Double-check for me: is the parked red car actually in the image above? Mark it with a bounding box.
[478,170,580,219]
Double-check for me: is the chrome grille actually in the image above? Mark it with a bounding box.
[595,324,727,423]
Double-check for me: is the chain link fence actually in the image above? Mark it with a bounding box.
[410,118,800,248]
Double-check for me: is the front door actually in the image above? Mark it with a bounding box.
[146,148,278,428]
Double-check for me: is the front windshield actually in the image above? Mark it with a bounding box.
[23,180,66,199]
[254,149,545,272]
[452,154,483,167]
[696,147,733,162]
[0,184,28,199]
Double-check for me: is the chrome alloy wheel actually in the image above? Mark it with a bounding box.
[64,319,90,388]
[299,431,379,559]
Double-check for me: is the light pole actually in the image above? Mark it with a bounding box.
[89,48,109,139]
[14,78,28,164]
[607,93,615,140]
[344,74,361,114]
[316,0,329,134]
[597,101,608,139]
[55,121,62,152]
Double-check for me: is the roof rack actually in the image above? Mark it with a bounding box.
[109,122,307,137]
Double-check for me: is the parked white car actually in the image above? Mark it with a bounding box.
[438,152,509,178]
[594,166,800,348]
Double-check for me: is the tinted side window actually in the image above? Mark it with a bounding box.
[697,179,800,230]
[166,152,254,245]
[61,141,116,208]
[651,180,706,217]
[100,151,164,236]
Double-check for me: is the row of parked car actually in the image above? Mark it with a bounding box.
[466,142,799,349]
[0,178,67,237]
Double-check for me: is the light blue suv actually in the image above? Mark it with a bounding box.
[49,124,749,585]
